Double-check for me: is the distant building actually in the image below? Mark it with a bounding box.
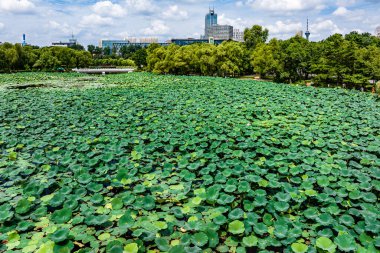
[205,8,218,37]
[22,34,27,46]
[171,38,225,46]
[233,29,244,42]
[204,8,234,40]
[126,37,158,43]
[100,39,169,51]
[207,25,233,40]
[52,34,77,47]
[376,26,380,38]
[296,30,303,37]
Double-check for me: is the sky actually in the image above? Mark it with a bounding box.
[0,0,379,46]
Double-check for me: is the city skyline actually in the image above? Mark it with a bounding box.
[0,0,379,46]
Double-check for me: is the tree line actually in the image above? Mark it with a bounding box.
[1,25,380,91]
[0,43,139,72]
[146,26,380,91]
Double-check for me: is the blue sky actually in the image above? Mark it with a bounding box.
[0,0,379,46]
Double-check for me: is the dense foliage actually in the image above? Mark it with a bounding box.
[146,30,380,90]
[0,73,379,253]
[0,43,137,72]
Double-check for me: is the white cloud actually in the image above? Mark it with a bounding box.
[311,19,342,35]
[80,14,113,27]
[0,22,4,30]
[125,0,156,14]
[0,0,35,14]
[92,1,126,18]
[162,5,188,20]
[333,7,350,16]
[143,20,170,35]
[247,0,326,12]
[266,20,302,34]
[218,14,252,29]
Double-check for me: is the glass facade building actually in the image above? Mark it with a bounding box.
[205,9,218,37]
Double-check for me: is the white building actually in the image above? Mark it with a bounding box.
[233,29,244,42]
[376,26,380,38]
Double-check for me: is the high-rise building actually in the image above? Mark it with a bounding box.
[204,8,234,40]
[205,8,218,37]
[233,29,244,42]
[376,26,380,38]
[305,19,311,41]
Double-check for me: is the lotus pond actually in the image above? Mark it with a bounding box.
[0,73,379,253]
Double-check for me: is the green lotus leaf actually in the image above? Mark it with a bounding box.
[191,232,208,247]
[214,215,227,225]
[169,245,186,253]
[52,208,72,224]
[204,229,219,248]
[274,201,289,212]
[224,184,237,193]
[334,234,357,252]
[50,228,70,243]
[90,193,104,204]
[291,242,308,253]
[0,204,13,222]
[362,193,376,203]
[85,215,109,226]
[124,243,139,253]
[15,199,31,214]
[242,235,258,247]
[228,220,245,234]
[118,212,134,228]
[316,213,334,226]
[111,198,123,210]
[316,237,337,253]
[155,237,170,252]
[339,214,355,227]
[106,240,124,253]
[228,208,244,220]
[153,221,168,230]
[50,193,65,207]
[253,223,268,235]
[87,183,103,192]
[140,196,155,211]
[16,221,34,231]
[133,184,146,194]
[275,192,291,202]
[63,197,79,210]
[77,173,92,184]
[304,207,319,219]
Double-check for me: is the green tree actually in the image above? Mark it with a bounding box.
[244,25,269,50]
[131,48,147,70]
[251,39,284,80]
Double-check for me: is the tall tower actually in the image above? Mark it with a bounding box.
[305,19,311,41]
[205,7,218,38]
[22,34,26,46]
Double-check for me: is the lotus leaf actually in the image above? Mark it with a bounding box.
[334,234,357,252]
[191,232,208,247]
[124,243,139,253]
[228,220,245,234]
[242,235,258,247]
[50,228,70,243]
[52,208,72,224]
[316,237,337,252]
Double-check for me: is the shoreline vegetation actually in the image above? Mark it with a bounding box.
[0,26,380,92]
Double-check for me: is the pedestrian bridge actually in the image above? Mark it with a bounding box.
[72,68,134,74]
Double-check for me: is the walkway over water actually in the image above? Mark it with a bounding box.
[72,68,134,74]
